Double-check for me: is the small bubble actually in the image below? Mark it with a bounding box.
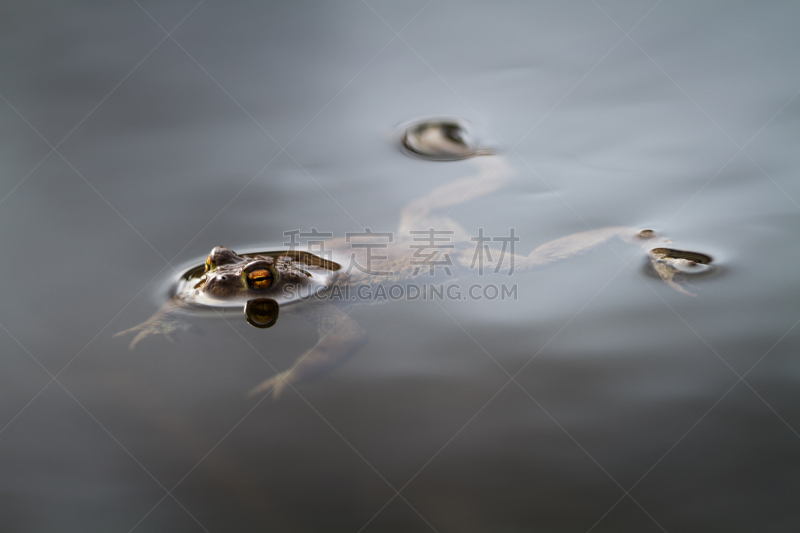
[400,119,492,161]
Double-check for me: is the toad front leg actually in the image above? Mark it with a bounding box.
[248,303,367,399]
[114,300,196,349]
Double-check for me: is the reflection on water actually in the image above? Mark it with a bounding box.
[244,298,280,329]
[2,2,800,532]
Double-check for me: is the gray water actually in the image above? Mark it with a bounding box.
[2,1,800,532]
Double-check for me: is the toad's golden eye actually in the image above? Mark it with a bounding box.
[247,268,273,289]
[205,257,213,272]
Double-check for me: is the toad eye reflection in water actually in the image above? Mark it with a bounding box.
[245,298,280,329]
[116,118,716,399]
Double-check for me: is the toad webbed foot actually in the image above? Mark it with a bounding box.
[114,302,198,349]
[646,247,714,297]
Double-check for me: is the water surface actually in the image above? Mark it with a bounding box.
[2,1,799,532]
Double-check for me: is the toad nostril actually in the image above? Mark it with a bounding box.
[220,275,228,281]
